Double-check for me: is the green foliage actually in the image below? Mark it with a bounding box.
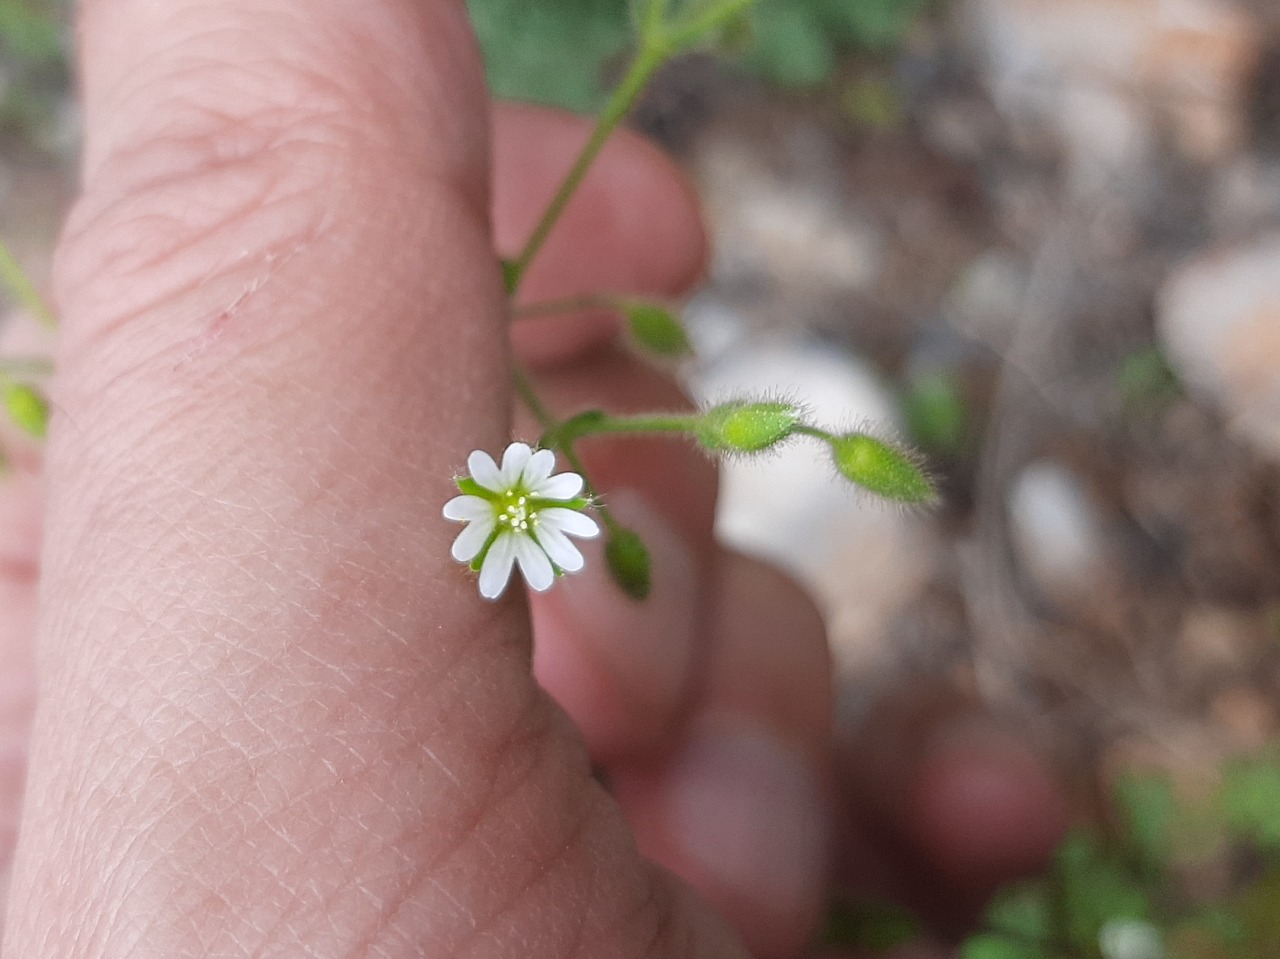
[1114,771,1176,873]
[985,882,1052,943]
[1119,346,1183,412]
[467,0,633,112]
[901,371,967,457]
[0,0,68,139]
[957,752,1280,958]
[841,74,903,128]
[0,0,61,60]
[1219,757,1280,851]
[1055,831,1152,949]
[962,933,1048,959]
[466,0,932,111]
[820,898,919,951]
[746,0,929,88]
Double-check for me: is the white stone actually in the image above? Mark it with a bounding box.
[694,134,881,294]
[961,0,1259,183]
[1157,235,1280,458]
[1008,459,1108,599]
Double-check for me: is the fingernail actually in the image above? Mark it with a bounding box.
[536,491,700,747]
[664,725,828,920]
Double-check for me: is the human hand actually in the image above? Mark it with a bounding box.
[0,1,1064,955]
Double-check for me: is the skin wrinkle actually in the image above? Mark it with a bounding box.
[4,1,814,953]
[76,5,482,198]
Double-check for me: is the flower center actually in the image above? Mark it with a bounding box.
[498,491,536,532]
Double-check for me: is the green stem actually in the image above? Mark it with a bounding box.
[506,42,669,295]
[0,239,55,329]
[561,411,700,443]
[666,0,757,49]
[640,0,670,38]
[513,294,617,319]
[513,366,557,433]
[794,424,835,442]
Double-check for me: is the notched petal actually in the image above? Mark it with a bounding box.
[512,535,554,592]
[478,532,517,600]
[467,451,504,493]
[443,495,492,522]
[533,472,584,501]
[539,508,600,540]
[499,443,533,488]
[451,518,494,564]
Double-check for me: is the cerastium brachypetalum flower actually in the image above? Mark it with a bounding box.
[443,442,600,600]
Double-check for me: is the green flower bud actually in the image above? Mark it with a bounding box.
[623,302,693,358]
[605,527,651,600]
[695,401,800,453]
[830,432,935,504]
[5,383,48,439]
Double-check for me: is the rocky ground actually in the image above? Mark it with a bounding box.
[4,0,1280,834]
[635,0,1280,815]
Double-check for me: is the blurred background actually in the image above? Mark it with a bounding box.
[4,0,1280,953]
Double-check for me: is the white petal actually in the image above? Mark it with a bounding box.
[539,507,600,539]
[451,516,495,563]
[499,442,533,488]
[478,532,517,600]
[522,448,557,488]
[467,450,504,492]
[532,472,584,501]
[443,495,493,522]
[513,533,555,592]
[534,523,585,572]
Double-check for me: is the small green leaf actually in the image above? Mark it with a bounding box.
[622,301,693,358]
[695,401,800,453]
[961,933,1047,959]
[1054,831,1152,950]
[829,432,935,503]
[1219,758,1280,849]
[1114,772,1175,872]
[841,76,902,129]
[901,372,967,456]
[4,382,47,438]
[985,882,1052,943]
[605,527,651,600]
[821,898,919,951]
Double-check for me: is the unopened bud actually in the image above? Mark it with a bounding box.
[4,383,48,439]
[695,401,800,453]
[830,432,935,504]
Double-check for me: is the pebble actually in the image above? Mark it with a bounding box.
[1157,234,1280,459]
[961,0,1260,187]
[1007,459,1108,602]
[693,134,881,295]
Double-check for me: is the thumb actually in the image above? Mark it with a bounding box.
[4,2,743,957]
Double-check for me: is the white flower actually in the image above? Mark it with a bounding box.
[443,442,601,600]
